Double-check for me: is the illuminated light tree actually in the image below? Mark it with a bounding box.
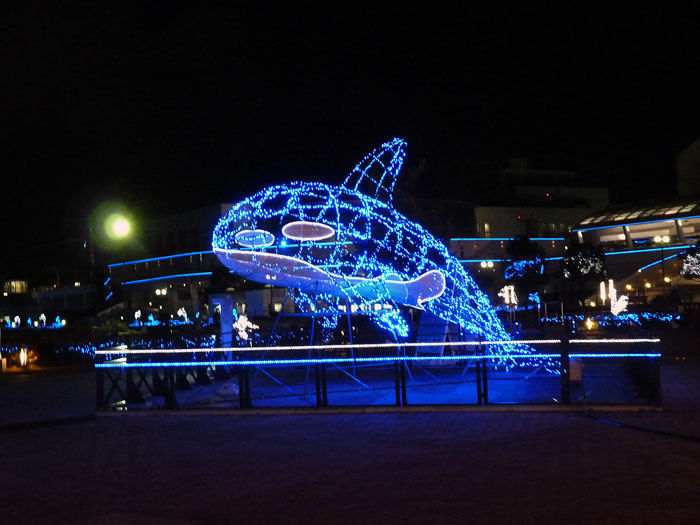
[680,247,700,281]
[561,243,606,305]
[503,236,547,301]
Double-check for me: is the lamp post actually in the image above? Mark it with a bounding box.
[653,235,670,298]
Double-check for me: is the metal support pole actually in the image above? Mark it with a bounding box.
[482,357,489,405]
[321,356,328,407]
[560,336,571,404]
[315,363,322,407]
[475,359,483,406]
[394,360,402,406]
[475,340,483,405]
[95,361,104,410]
[400,357,407,406]
[165,365,177,409]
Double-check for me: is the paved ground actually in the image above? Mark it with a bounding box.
[1,360,699,523]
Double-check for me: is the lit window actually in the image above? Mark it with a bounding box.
[273,302,283,312]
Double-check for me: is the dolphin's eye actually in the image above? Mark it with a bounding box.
[234,229,275,248]
[281,221,335,242]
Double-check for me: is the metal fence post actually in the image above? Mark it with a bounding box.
[560,335,571,404]
[95,355,104,410]
[394,360,401,406]
[475,340,483,406]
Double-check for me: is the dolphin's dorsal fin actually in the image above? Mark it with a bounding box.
[343,138,406,204]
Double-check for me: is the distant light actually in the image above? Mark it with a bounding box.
[161,288,167,295]
[61,319,66,326]
[589,301,596,307]
[653,235,661,242]
[645,282,652,288]
[155,289,161,296]
[480,261,487,268]
[104,213,131,240]
[662,235,670,243]
[625,284,633,291]
[487,261,494,268]
[664,276,671,283]
[74,281,81,287]
[585,318,595,330]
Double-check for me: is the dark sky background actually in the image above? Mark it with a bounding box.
[3,3,700,272]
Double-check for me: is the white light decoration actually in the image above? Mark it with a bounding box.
[599,281,606,305]
[177,307,188,321]
[281,221,336,241]
[681,252,700,280]
[232,314,259,341]
[498,285,517,307]
[134,310,141,320]
[235,229,275,248]
[20,348,28,366]
[599,279,629,316]
[212,139,553,370]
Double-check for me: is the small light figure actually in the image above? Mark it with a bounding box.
[233,314,259,341]
[19,347,28,367]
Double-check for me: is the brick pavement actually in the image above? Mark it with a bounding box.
[1,360,699,523]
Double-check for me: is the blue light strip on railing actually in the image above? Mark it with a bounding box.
[95,352,662,368]
[605,246,687,256]
[573,214,700,232]
[460,256,564,263]
[122,272,213,286]
[94,337,660,355]
[108,250,214,268]
[636,252,684,272]
[451,237,565,242]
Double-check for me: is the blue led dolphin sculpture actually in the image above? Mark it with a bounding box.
[213,139,541,366]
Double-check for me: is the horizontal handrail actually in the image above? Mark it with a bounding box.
[95,337,660,355]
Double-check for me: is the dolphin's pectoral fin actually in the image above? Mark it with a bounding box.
[411,270,446,306]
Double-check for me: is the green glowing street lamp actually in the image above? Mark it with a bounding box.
[104,213,132,241]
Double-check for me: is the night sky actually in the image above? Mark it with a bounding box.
[4,4,700,272]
